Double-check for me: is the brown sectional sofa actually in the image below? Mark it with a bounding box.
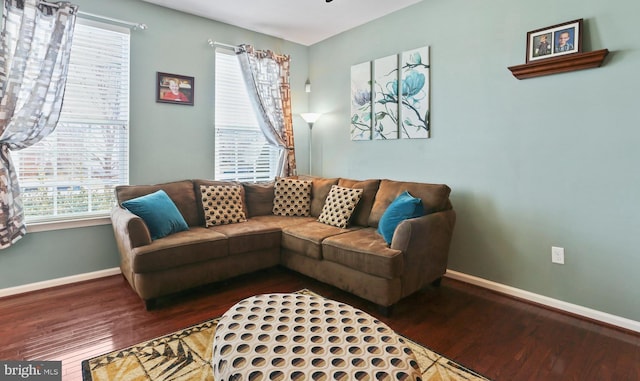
[110,176,456,312]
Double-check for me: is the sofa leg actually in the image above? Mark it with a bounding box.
[144,299,157,310]
[431,277,443,287]
[376,304,394,317]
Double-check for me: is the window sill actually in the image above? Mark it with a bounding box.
[26,216,111,233]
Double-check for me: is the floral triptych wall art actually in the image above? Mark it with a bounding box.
[350,46,430,141]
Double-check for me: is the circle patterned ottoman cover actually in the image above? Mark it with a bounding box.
[212,293,422,380]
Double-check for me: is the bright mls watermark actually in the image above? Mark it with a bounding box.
[0,361,61,381]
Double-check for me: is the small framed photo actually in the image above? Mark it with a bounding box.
[526,19,583,63]
[156,72,194,105]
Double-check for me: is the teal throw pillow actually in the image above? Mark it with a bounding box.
[122,190,189,240]
[377,191,425,244]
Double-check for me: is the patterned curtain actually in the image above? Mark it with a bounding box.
[236,44,297,177]
[0,0,78,249]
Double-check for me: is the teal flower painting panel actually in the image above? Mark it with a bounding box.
[350,61,372,141]
[373,54,399,140]
[400,46,430,139]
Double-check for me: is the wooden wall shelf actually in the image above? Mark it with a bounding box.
[508,49,609,79]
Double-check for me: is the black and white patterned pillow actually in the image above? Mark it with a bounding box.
[272,177,312,217]
[200,185,247,227]
[317,185,363,228]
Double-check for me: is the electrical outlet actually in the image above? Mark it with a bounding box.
[551,246,565,264]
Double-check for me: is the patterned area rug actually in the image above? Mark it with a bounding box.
[82,290,489,381]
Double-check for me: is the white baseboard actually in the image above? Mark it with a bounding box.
[2,267,638,333]
[445,269,640,334]
[0,267,121,299]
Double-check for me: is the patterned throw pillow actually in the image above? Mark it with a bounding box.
[272,177,312,217]
[317,185,364,228]
[200,185,247,227]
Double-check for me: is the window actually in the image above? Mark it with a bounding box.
[13,19,130,223]
[214,50,279,182]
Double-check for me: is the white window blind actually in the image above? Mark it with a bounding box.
[14,20,130,223]
[214,50,279,182]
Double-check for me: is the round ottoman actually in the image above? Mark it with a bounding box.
[212,293,421,380]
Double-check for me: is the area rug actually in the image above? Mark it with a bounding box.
[82,290,489,381]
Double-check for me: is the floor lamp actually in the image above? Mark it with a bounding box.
[301,113,321,175]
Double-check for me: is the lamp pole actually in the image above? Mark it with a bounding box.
[308,122,314,175]
[300,113,321,175]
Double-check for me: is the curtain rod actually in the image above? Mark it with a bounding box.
[207,39,238,50]
[78,11,147,30]
[37,1,147,30]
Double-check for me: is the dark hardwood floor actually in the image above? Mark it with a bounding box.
[1,266,638,381]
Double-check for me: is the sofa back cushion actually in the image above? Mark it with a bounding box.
[368,179,451,228]
[337,178,380,227]
[242,182,275,217]
[115,180,200,227]
[297,175,339,217]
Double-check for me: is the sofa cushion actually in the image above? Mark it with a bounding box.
[337,178,380,227]
[132,227,228,273]
[116,180,199,227]
[207,219,281,255]
[200,184,247,227]
[242,182,275,217]
[322,228,404,279]
[272,177,312,217]
[317,185,363,228]
[249,215,316,229]
[282,221,360,260]
[121,190,189,240]
[368,180,451,228]
[377,191,424,244]
[297,175,339,217]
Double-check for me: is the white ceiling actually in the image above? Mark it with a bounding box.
[141,0,423,46]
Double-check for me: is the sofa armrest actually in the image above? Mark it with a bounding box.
[390,209,456,294]
[110,205,152,249]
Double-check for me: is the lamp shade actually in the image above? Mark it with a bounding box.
[301,113,321,124]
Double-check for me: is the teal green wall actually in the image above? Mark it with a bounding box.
[308,0,640,321]
[0,0,309,288]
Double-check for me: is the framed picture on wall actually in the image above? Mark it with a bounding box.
[526,19,582,63]
[156,72,194,105]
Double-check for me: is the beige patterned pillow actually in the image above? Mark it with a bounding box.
[272,177,312,216]
[317,185,364,228]
[200,185,247,227]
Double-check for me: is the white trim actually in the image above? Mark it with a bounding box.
[0,268,121,299]
[445,269,640,334]
[26,216,111,233]
[2,266,638,333]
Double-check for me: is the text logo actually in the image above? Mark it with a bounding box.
[0,361,61,381]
